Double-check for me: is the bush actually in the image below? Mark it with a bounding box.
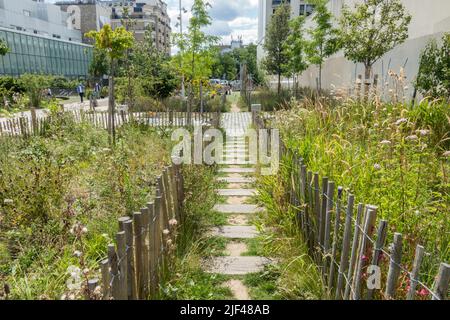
[415,33,450,101]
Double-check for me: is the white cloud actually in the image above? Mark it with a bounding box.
[167,0,258,53]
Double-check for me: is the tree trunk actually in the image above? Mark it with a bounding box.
[364,64,372,102]
[319,63,322,93]
[277,72,281,95]
[108,60,116,145]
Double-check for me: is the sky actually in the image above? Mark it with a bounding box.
[166,0,259,49]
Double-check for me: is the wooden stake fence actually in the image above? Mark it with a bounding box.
[252,111,449,301]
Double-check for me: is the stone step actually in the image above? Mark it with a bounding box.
[203,256,273,275]
[210,225,258,239]
[219,167,255,174]
[213,204,263,214]
[217,177,255,183]
[217,189,257,196]
[221,160,252,165]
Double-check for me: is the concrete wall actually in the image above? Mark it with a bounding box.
[296,0,450,98]
[0,0,81,42]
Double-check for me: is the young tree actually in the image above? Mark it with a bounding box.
[305,0,339,91]
[0,39,9,56]
[263,2,291,94]
[415,33,450,100]
[284,16,308,82]
[338,0,411,83]
[86,24,134,145]
[233,43,265,86]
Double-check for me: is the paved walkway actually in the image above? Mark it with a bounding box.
[202,111,275,300]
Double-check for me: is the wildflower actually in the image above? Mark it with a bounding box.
[442,151,450,158]
[417,129,430,136]
[81,227,88,234]
[73,250,82,258]
[163,229,170,235]
[373,164,381,170]
[169,219,178,226]
[395,118,408,126]
[166,239,173,246]
[380,140,391,146]
[405,135,418,141]
[417,288,429,297]
[3,199,13,204]
[361,255,368,262]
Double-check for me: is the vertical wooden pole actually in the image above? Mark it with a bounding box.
[147,201,157,297]
[328,186,343,291]
[107,244,120,299]
[432,263,450,300]
[140,206,150,298]
[100,259,110,300]
[353,206,377,300]
[319,176,329,250]
[344,203,364,300]
[123,219,136,300]
[323,181,335,278]
[366,220,388,300]
[133,211,144,299]
[116,231,128,300]
[335,194,355,299]
[385,232,403,299]
[406,245,425,300]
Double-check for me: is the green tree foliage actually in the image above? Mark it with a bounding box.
[232,43,264,86]
[415,33,450,101]
[89,47,109,80]
[211,51,238,80]
[263,3,291,94]
[86,24,134,144]
[284,16,308,78]
[338,0,411,80]
[0,39,9,56]
[174,0,218,83]
[305,0,339,90]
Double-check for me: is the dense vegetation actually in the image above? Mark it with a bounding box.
[0,115,173,299]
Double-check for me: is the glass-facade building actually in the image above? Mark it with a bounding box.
[0,27,93,78]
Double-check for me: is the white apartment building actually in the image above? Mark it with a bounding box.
[257,0,315,64]
[258,0,450,97]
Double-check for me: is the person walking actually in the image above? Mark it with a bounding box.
[76,83,85,103]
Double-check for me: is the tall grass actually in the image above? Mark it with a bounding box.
[271,96,449,288]
[0,115,171,299]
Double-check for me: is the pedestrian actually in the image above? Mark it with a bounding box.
[76,83,85,103]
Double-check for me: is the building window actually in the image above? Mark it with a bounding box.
[23,10,31,17]
[299,4,315,16]
[33,30,38,34]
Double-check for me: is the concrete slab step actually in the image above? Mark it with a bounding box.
[219,167,255,173]
[210,225,258,239]
[213,204,263,214]
[203,256,273,275]
[217,189,257,196]
[217,177,255,183]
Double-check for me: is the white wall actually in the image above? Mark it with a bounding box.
[297,0,450,98]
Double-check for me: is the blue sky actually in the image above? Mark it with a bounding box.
[166,0,259,46]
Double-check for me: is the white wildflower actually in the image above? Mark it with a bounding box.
[163,229,170,235]
[73,250,82,258]
[395,118,408,126]
[380,140,391,146]
[417,129,430,136]
[3,199,13,204]
[169,219,178,226]
[81,227,88,234]
[373,164,382,170]
[405,135,418,141]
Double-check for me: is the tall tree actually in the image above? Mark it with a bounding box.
[284,16,308,81]
[86,24,134,145]
[263,3,291,94]
[338,0,411,84]
[305,0,338,91]
[232,44,265,86]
